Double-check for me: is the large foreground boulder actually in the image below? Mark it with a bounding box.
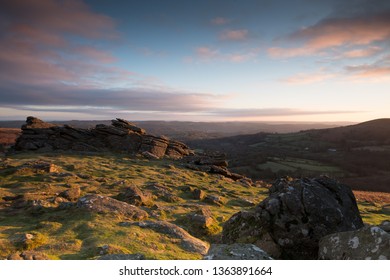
[222,176,364,259]
[319,226,390,260]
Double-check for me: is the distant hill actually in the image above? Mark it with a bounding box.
[309,119,390,144]
[189,119,390,193]
[0,119,349,141]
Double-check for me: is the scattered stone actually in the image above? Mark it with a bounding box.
[204,195,225,206]
[15,161,60,174]
[149,183,183,203]
[7,251,49,260]
[77,173,92,179]
[134,221,209,254]
[222,176,364,259]
[204,244,272,260]
[192,189,206,200]
[77,194,148,221]
[98,253,145,260]
[186,207,220,236]
[59,187,81,201]
[7,252,23,260]
[319,226,390,260]
[116,185,153,207]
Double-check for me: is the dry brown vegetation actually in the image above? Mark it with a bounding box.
[0,128,21,146]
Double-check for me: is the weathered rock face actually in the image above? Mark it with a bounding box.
[14,117,193,159]
[222,176,364,259]
[319,226,390,260]
[204,244,272,260]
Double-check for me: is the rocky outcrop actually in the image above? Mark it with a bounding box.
[204,244,272,260]
[76,194,148,221]
[14,117,193,159]
[184,154,246,181]
[222,176,364,259]
[319,226,390,260]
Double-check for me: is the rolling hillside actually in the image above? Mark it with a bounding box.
[189,119,390,193]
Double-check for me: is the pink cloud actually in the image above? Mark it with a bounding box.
[74,46,116,63]
[282,72,335,85]
[267,47,319,58]
[193,47,259,63]
[269,11,390,58]
[346,56,390,80]
[219,29,248,41]
[211,17,229,25]
[2,0,117,39]
[195,47,219,59]
[290,12,390,50]
[0,0,126,88]
[342,47,382,58]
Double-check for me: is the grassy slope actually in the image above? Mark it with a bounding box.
[0,152,268,260]
[0,152,389,260]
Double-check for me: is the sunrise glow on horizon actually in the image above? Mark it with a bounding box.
[0,0,389,122]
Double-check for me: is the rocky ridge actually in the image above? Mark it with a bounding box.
[15,117,193,159]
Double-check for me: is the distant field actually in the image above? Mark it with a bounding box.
[257,157,343,174]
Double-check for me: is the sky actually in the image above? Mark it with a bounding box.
[0,0,389,122]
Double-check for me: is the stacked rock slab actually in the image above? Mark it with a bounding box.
[14,117,193,159]
[222,176,364,259]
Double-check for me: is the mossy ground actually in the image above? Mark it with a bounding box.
[0,152,388,260]
[0,152,268,260]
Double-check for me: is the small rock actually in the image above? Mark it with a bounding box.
[204,244,272,260]
[186,207,220,237]
[59,187,81,201]
[7,251,49,260]
[116,185,153,207]
[98,254,145,260]
[204,195,225,206]
[192,189,206,200]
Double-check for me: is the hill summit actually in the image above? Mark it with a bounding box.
[15,117,193,159]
